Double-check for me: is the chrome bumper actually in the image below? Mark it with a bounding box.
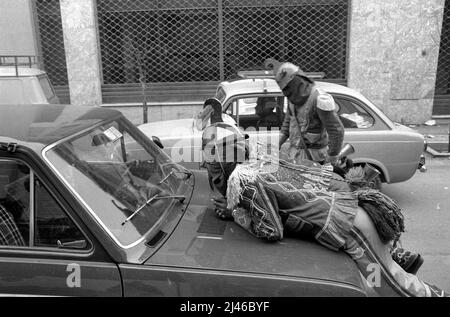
[418,154,427,173]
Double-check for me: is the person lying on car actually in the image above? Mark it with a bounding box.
[202,110,447,297]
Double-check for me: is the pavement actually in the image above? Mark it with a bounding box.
[408,122,450,156]
[383,157,450,292]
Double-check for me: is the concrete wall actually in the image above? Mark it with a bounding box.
[348,0,446,124]
[0,0,38,56]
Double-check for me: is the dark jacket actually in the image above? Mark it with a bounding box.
[280,86,344,157]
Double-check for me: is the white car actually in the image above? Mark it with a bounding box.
[139,76,427,186]
[0,56,59,105]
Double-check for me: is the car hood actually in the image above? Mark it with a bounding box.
[138,114,237,141]
[146,171,365,290]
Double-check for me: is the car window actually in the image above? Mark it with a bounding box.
[0,79,27,104]
[0,159,87,249]
[38,75,56,101]
[34,177,87,249]
[215,86,226,104]
[226,96,285,131]
[334,97,375,129]
[225,100,236,116]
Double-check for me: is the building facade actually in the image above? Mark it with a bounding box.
[1,0,449,124]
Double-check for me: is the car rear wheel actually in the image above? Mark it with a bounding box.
[352,163,383,191]
[363,163,383,190]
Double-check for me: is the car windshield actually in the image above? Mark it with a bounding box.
[44,119,191,248]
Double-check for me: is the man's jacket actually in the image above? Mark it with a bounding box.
[280,86,344,159]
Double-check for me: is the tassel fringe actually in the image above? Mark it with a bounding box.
[226,164,258,210]
[355,189,405,245]
[345,166,370,191]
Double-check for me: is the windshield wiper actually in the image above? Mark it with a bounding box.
[158,170,175,185]
[121,194,186,226]
[158,168,192,185]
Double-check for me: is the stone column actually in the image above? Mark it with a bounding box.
[60,0,102,106]
[348,0,446,123]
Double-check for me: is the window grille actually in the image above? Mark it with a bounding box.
[96,0,349,84]
[436,0,450,96]
[34,0,69,87]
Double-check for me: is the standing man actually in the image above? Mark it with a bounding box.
[261,58,423,275]
[265,58,344,167]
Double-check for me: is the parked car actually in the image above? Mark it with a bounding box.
[139,76,427,187]
[0,55,59,105]
[0,104,413,297]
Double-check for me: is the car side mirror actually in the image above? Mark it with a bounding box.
[152,136,164,149]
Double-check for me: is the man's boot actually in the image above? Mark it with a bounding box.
[424,283,450,297]
[391,247,424,275]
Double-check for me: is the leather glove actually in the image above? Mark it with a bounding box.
[325,155,340,167]
[337,157,349,169]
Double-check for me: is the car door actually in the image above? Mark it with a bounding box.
[332,94,400,182]
[0,157,122,296]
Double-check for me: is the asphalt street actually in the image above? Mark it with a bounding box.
[382,154,450,293]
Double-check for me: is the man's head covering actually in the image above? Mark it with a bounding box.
[202,121,248,164]
[204,97,222,113]
[264,58,314,90]
[202,118,249,195]
[195,97,223,130]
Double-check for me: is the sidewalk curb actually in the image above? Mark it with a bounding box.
[426,147,450,157]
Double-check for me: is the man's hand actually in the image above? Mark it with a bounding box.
[212,195,233,220]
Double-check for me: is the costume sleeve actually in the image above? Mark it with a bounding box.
[317,98,344,156]
[280,107,291,138]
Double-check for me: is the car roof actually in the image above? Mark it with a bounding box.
[218,77,396,127]
[0,67,47,77]
[0,104,122,152]
[219,78,363,99]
